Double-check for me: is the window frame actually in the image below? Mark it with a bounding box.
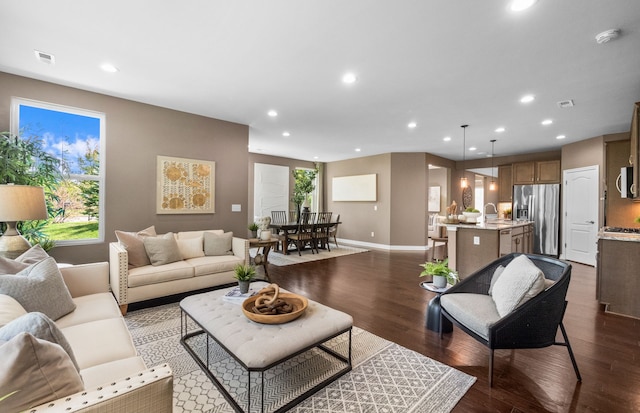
[10,97,106,245]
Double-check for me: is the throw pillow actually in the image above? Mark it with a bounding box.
[0,257,76,321]
[115,225,157,267]
[143,232,182,266]
[0,294,27,328]
[204,231,233,256]
[0,244,50,274]
[488,265,505,296]
[491,255,546,317]
[0,312,80,371]
[177,236,205,260]
[0,332,84,413]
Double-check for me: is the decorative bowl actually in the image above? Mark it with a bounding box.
[462,211,482,223]
[242,293,308,324]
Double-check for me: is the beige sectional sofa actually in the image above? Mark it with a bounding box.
[0,257,173,413]
[110,228,250,314]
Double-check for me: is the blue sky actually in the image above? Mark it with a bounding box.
[19,105,100,175]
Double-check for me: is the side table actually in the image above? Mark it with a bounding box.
[420,281,453,333]
[249,237,279,282]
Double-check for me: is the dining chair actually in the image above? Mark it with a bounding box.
[287,212,317,255]
[270,210,288,251]
[314,212,333,251]
[328,214,340,247]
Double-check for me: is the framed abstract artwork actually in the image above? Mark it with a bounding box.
[156,156,215,214]
[428,186,440,212]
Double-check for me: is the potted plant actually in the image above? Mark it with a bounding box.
[234,263,256,294]
[248,222,259,238]
[419,258,459,288]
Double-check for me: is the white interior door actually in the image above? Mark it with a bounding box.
[254,163,289,219]
[563,165,599,265]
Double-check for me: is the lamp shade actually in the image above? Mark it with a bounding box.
[0,185,48,222]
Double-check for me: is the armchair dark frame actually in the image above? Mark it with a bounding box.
[439,253,582,386]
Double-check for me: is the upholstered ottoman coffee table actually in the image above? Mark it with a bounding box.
[180,282,353,413]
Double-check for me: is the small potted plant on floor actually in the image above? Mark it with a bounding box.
[234,263,256,294]
[248,222,259,238]
[419,258,459,288]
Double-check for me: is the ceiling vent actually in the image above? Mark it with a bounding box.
[595,29,621,44]
[34,50,55,64]
[557,99,574,108]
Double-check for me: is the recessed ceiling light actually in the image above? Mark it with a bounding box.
[520,94,535,103]
[313,156,319,160]
[282,131,290,137]
[342,72,357,84]
[408,122,417,129]
[469,147,477,151]
[443,136,451,142]
[495,127,505,133]
[355,148,361,152]
[510,0,537,12]
[556,135,566,140]
[595,29,621,44]
[100,63,119,73]
[268,110,278,117]
[541,119,553,125]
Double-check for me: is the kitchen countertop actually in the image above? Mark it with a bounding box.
[598,230,640,242]
[443,220,532,231]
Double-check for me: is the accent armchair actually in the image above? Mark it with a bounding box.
[439,253,581,386]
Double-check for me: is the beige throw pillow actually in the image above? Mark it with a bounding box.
[0,257,76,321]
[204,231,233,256]
[0,294,27,328]
[0,332,84,413]
[0,244,50,274]
[177,237,205,260]
[491,255,545,317]
[115,225,157,267]
[143,232,182,266]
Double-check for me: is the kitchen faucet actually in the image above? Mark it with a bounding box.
[484,203,498,221]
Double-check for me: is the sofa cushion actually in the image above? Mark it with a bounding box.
[0,245,50,274]
[177,236,205,260]
[204,231,233,256]
[177,229,224,240]
[0,312,80,371]
[80,356,147,389]
[144,232,182,266]
[0,257,76,320]
[55,292,123,329]
[0,332,84,413]
[61,318,138,370]
[187,255,244,277]
[491,255,546,317]
[440,293,501,341]
[0,294,27,327]
[128,260,194,287]
[115,225,157,267]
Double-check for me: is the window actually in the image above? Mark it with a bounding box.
[11,98,105,244]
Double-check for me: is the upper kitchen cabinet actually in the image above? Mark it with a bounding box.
[629,102,640,198]
[513,160,560,185]
[498,165,512,202]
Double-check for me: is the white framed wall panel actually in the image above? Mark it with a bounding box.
[254,163,289,218]
[332,174,377,201]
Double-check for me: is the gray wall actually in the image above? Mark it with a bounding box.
[0,72,249,264]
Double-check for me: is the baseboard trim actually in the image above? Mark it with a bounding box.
[337,238,429,251]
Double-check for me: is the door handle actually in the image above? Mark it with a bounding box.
[586,221,595,224]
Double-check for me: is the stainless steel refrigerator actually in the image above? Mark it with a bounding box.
[512,184,560,256]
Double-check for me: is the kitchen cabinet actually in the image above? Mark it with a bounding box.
[628,102,639,198]
[513,160,561,184]
[597,237,640,318]
[498,165,512,202]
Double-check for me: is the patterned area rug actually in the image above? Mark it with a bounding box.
[255,244,369,267]
[125,302,476,413]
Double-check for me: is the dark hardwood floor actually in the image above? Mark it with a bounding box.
[264,249,640,413]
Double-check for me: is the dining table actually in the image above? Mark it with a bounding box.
[269,220,340,255]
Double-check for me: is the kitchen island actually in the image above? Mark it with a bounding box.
[597,228,640,319]
[443,220,533,278]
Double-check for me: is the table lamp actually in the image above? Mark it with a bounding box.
[0,184,48,259]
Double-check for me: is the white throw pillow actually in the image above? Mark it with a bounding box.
[0,294,27,327]
[488,265,505,296]
[491,255,545,317]
[177,237,205,260]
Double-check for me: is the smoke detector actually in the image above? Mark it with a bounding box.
[34,50,55,64]
[595,29,621,44]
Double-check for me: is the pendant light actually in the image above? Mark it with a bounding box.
[489,139,497,191]
[460,125,469,189]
